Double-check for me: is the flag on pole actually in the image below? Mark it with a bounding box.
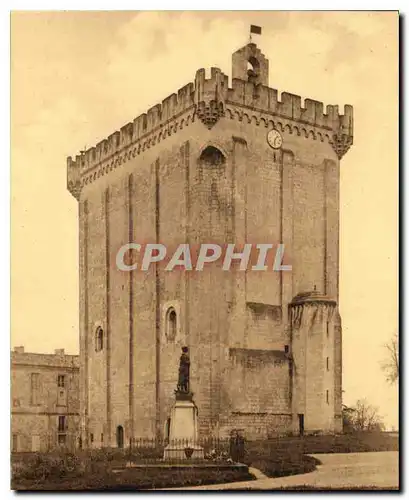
[250,25,262,35]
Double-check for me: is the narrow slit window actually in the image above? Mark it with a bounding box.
[58,416,66,432]
[95,327,104,352]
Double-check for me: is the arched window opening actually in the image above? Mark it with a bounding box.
[199,146,226,168]
[166,308,177,342]
[247,57,260,82]
[95,327,104,352]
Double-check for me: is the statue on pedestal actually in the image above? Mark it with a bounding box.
[177,346,190,393]
[164,346,203,459]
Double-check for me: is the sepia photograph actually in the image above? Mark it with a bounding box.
[10,10,399,491]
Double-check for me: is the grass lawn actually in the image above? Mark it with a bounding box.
[244,445,321,478]
[12,466,255,491]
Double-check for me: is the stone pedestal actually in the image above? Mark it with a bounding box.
[163,392,204,460]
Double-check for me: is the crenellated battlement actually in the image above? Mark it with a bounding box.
[225,83,353,133]
[73,82,196,174]
[67,43,353,199]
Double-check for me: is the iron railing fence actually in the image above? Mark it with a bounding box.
[120,436,245,463]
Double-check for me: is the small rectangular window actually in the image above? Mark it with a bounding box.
[326,390,329,404]
[30,373,40,405]
[90,433,94,444]
[326,357,329,371]
[58,434,66,446]
[58,416,66,432]
[31,434,40,452]
[58,375,66,388]
[101,433,104,444]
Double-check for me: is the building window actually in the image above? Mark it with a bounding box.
[326,390,329,404]
[101,433,104,445]
[326,320,330,337]
[31,435,40,452]
[90,433,94,444]
[57,375,66,388]
[58,434,66,446]
[326,357,329,371]
[58,416,66,432]
[199,146,226,168]
[30,373,40,405]
[247,56,260,82]
[116,426,124,448]
[165,308,177,342]
[57,387,67,407]
[95,326,104,352]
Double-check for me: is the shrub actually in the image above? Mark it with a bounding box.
[12,452,83,482]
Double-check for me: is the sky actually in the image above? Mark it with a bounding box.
[11,11,398,428]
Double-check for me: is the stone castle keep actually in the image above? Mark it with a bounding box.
[67,42,353,447]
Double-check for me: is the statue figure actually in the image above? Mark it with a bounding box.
[177,346,190,393]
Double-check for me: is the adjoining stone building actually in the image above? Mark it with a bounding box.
[11,347,80,452]
[67,41,353,447]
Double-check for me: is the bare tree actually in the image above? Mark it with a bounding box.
[343,399,385,432]
[382,332,399,384]
[352,399,385,432]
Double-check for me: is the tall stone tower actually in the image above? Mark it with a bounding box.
[67,42,353,447]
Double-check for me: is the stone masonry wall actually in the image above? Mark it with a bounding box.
[72,43,350,443]
[11,350,79,452]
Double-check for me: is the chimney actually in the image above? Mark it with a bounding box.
[14,346,24,354]
[54,348,65,356]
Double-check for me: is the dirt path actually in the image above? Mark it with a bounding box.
[165,451,399,490]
